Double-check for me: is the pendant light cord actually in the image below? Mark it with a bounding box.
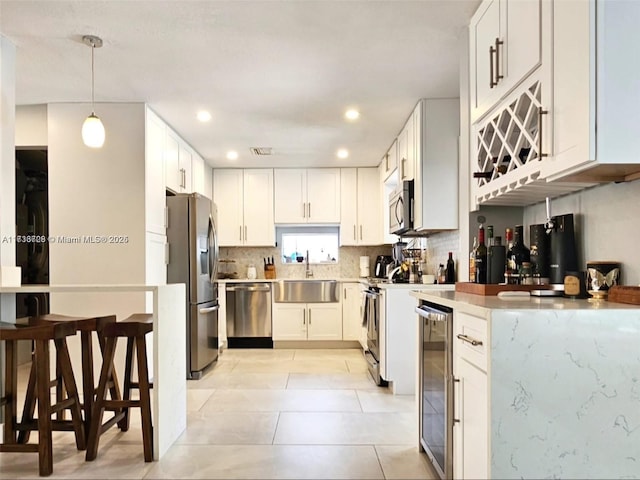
[90,41,95,114]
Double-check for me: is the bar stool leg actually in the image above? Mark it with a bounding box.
[54,337,87,451]
[85,336,117,461]
[120,337,135,432]
[55,349,65,421]
[3,339,17,444]
[136,335,153,462]
[80,330,95,435]
[35,338,53,477]
[17,352,37,444]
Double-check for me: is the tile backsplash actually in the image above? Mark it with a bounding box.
[219,245,391,280]
[523,178,640,286]
[221,237,462,281]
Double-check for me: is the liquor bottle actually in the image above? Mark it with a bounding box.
[445,252,455,284]
[510,225,531,282]
[486,225,494,283]
[469,237,477,282]
[474,225,488,284]
[437,264,446,284]
[505,228,516,284]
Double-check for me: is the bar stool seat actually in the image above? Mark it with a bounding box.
[17,314,120,442]
[86,313,154,462]
[0,318,85,476]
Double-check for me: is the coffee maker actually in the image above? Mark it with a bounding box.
[547,213,578,285]
[392,241,407,266]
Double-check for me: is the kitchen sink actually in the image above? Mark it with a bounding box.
[273,280,339,303]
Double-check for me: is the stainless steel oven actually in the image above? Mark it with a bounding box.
[416,301,453,480]
[363,285,387,386]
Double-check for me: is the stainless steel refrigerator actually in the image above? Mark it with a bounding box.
[166,193,219,379]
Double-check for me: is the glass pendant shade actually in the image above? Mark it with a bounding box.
[82,113,105,148]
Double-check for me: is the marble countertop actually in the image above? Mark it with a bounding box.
[410,289,640,317]
[217,277,362,283]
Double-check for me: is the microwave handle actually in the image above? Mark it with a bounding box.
[395,197,403,224]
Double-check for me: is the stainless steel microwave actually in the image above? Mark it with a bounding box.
[389,180,414,235]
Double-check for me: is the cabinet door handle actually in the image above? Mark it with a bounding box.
[308,309,311,325]
[452,376,460,425]
[302,202,306,218]
[244,225,247,242]
[239,225,243,241]
[401,158,407,179]
[360,225,363,240]
[344,289,347,300]
[353,225,356,241]
[456,333,483,346]
[303,309,306,325]
[538,107,549,158]
[489,45,496,88]
[308,202,311,218]
[494,38,504,84]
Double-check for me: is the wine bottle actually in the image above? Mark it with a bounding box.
[510,225,531,283]
[505,228,516,284]
[486,225,494,283]
[445,252,455,284]
[474,225,488,284]
[469,237,477,282]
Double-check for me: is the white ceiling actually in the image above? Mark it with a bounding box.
[0,0,479,168]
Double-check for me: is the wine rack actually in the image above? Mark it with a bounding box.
[471,75,593,206]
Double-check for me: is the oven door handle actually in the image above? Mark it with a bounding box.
[365,291,381,299]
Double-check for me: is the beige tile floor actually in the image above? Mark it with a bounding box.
[1,348,437,479]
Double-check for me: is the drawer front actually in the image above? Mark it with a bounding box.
[455,312,488,372]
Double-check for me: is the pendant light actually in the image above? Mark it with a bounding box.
[81,35,105,148]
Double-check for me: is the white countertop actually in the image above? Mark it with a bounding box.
[410,289,640,317]
[217,277,363,283]
[0,283,167,293]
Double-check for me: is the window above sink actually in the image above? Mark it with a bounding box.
[276,226,339,264]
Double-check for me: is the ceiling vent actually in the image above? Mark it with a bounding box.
[250,147,274,156]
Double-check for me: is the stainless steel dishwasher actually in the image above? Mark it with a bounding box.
[226,282,272,348]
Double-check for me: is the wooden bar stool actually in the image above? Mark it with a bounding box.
[86,313,154,462]
[17,314,121,441]
[0,318,85,476]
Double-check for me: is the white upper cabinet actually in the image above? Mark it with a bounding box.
[191,151,206,197]
[178,143,192,193]
[413,99,459,232]
[542,0,640,183]
[242,169,275,246]
[398,115,415,182]
[274,168,340,224]
[340,167,382,246]
[381,139,398,181]
[214,169,275,247]
[165,127,193,194]
[470,0,541,122]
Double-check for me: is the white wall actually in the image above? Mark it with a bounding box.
[15,104,47,147]
[523,179,640,285]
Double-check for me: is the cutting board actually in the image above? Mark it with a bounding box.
[455,282,550,296]
[608,286,640,305]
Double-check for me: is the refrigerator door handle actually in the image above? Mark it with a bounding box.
[208,215,218,282]
[199,305,220,314]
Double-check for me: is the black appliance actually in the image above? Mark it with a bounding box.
[374,255,394,278]
[548,213,578,285]
[389,180,414,235]
[530,223,550,283]
[416,301,453,480]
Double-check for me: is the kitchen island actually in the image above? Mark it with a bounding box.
[411,290,640,479]
[0,283,186,461]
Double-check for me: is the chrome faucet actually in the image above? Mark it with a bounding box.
[305,250,313,278]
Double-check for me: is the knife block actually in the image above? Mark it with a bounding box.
[264,264,276,279]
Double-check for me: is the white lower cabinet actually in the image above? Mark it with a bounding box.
[272,303,342,341]
[341,282,366,347]
[453,311,489,480]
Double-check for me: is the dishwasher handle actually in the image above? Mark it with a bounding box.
[226,285,271,292]
[199,305,220,314]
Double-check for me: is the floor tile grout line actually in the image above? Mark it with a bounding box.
[373,444,389,480]
[271,411,281,445]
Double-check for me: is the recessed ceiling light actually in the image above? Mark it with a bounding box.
[345,109,360,120]
[337,149,349,159]
[197,111,212,122]
[226,150,238,160]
